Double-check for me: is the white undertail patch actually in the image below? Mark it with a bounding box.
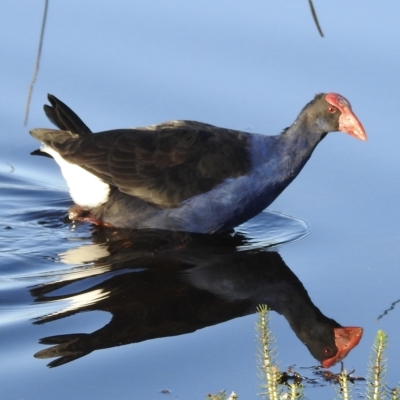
[41,145,110,208]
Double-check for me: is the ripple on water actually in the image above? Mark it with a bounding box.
[0,165,311,326]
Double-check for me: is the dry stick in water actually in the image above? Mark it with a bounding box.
[308,0,324,37]
[24,0,49,126]
[23,0,322,127]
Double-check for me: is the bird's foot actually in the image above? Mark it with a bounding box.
[67,204,112,227]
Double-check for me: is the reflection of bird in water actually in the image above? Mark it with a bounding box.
[30,93,366,232]
[31,229,362,368]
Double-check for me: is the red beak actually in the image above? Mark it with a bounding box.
[338,108,367,141]
[325,93,367,141]
[321,326,363,368]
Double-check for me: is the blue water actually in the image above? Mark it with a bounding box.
[1,2,400,399]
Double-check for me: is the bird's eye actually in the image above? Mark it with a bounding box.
[328,106,336,113]
[323,347,333,356]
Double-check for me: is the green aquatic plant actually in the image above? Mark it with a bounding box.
[256,305,304,400]
[366,330,387,400]
[208,309,399,400]
[206,390,238,400]
[365,330,400,400]
[256,304,281,400]
[336,369,352,400]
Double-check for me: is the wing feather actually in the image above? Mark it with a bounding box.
[38,123,251,207]
[32,96,253,207]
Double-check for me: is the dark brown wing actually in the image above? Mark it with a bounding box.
[47,123,251,207]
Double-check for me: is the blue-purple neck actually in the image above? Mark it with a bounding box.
[157,128,326,233]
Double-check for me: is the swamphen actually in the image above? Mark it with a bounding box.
[30,93,366,233]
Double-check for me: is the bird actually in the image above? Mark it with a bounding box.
[30,93,366,233]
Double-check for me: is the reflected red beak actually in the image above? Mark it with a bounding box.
[321,326,363,368]
[325,93,367,141]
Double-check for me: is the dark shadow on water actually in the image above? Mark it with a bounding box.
[30,226,362,369]
[0,167,362,371]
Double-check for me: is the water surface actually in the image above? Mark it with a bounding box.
[1,1,400,399]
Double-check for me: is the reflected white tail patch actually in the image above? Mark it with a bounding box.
[41,146,110,208]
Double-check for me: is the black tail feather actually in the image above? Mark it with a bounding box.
[30,148,53,158]
[44,94,92,136]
